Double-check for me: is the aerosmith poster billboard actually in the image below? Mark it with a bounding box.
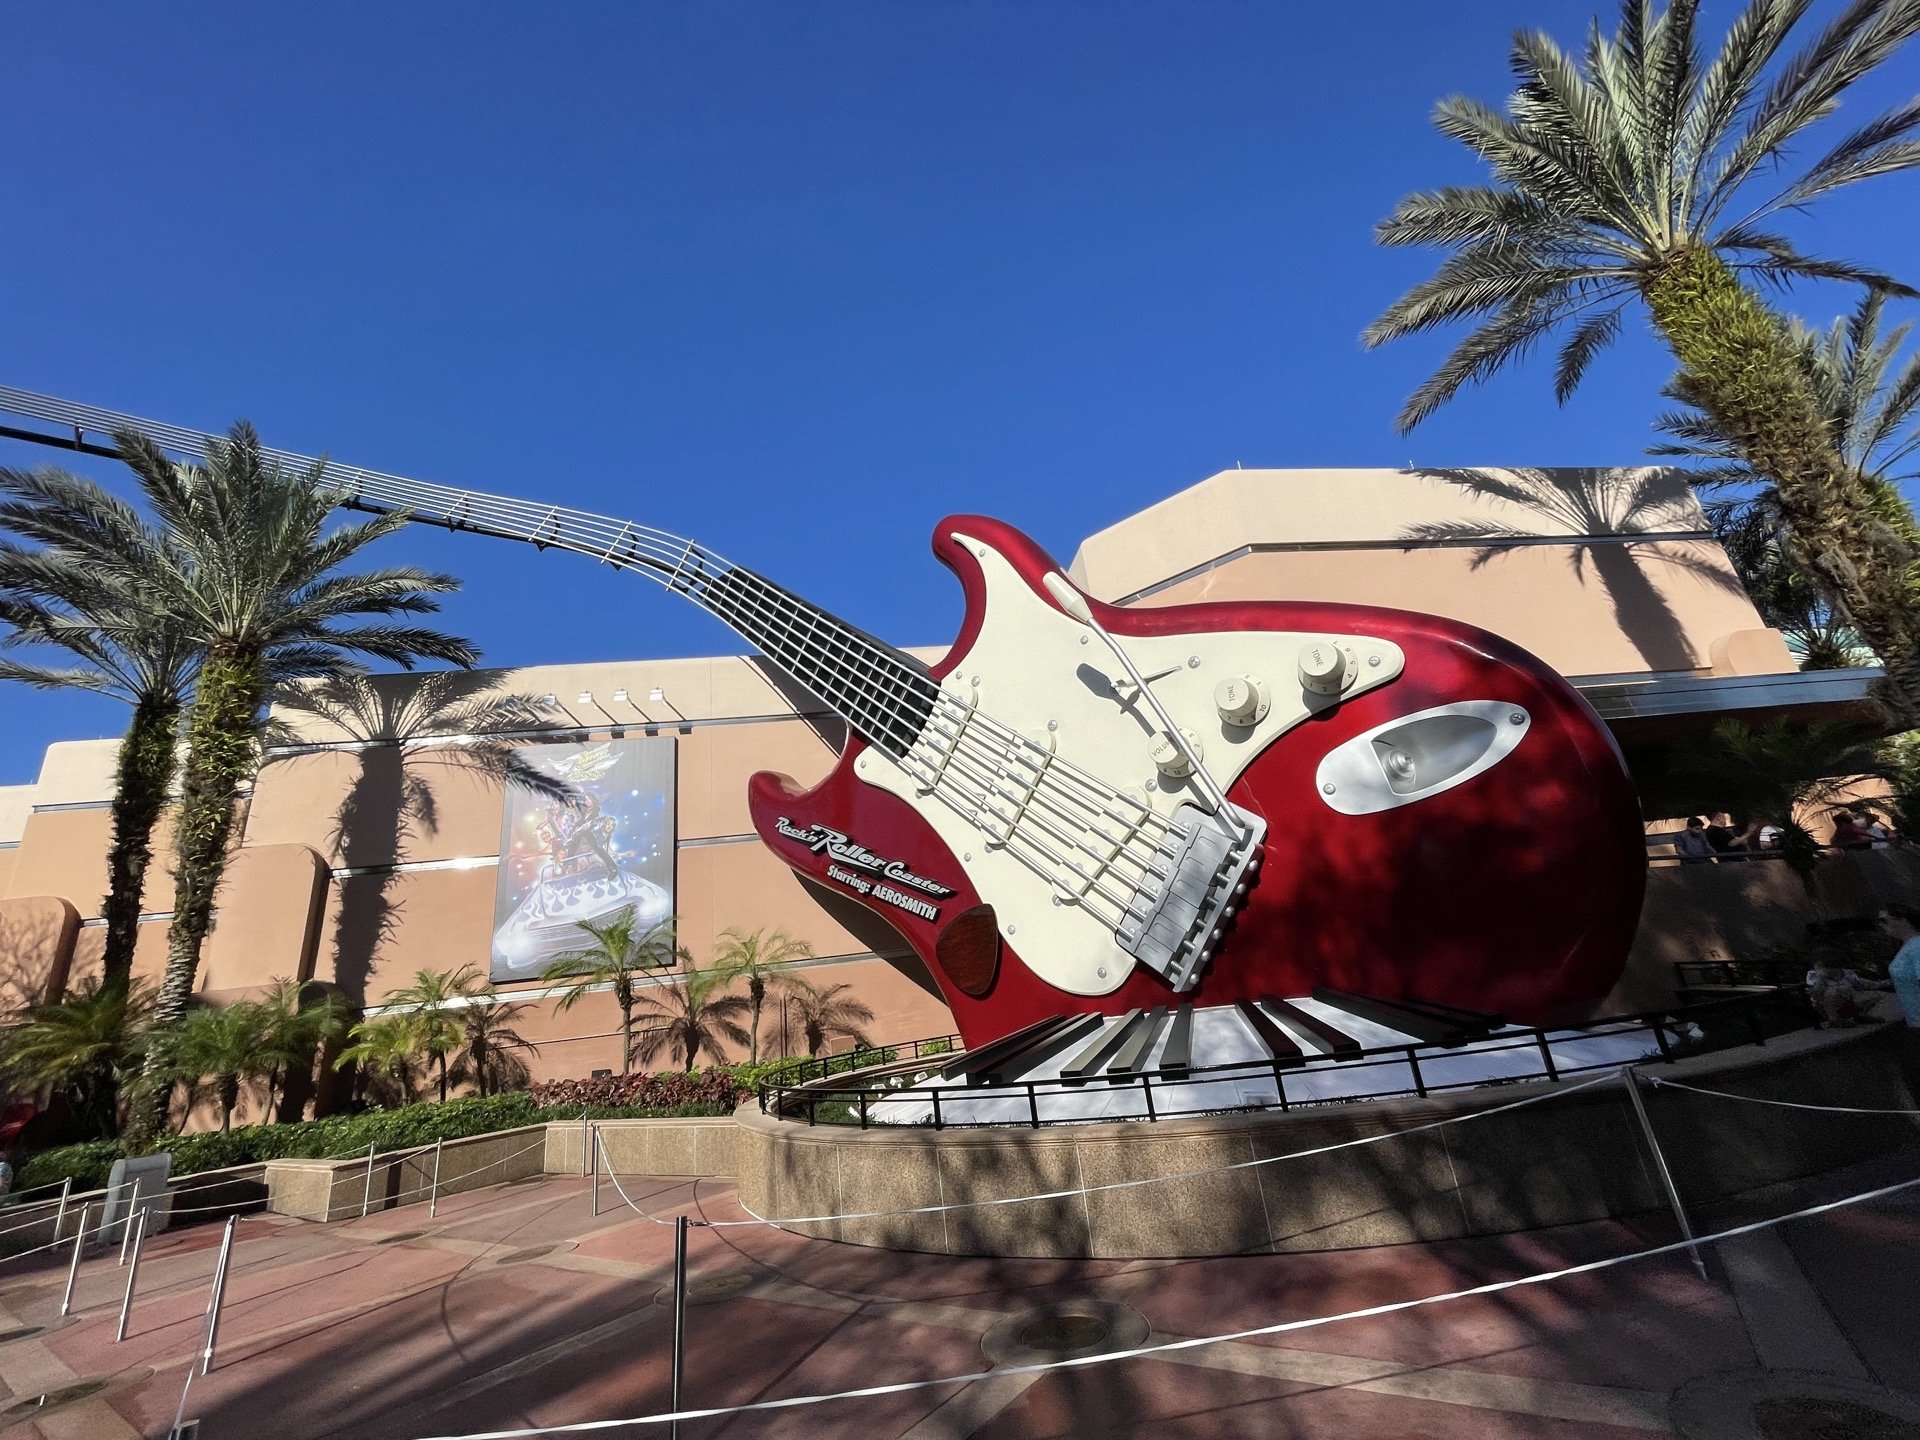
[490,738,676,980]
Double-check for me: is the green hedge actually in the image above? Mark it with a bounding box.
[14,1087,736,1195]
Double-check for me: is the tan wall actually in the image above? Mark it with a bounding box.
[0,850,16,898]
[1132,540,1768,679]
[1,807,176,917]
[0,896,79,1010]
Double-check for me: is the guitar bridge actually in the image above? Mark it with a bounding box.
[1115,802,1266,992]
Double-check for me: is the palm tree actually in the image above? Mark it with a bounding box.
[153,1000,276,1133]
[540,908,679,1075]
[450,997,540,1098]
[266,673,573,999]
[1365,0,1920,716]
[0,463,199,996]
[773,980,876,1060]
[628,966,751,1072]
[0,979,152,1139]
[115,422,478,1146]
[252,978,354,1123]
[335,1013,424,1109]
[1664,718,1891,881]
[1654,288,1920,665]
[385,964,491,1103]
[710,927,814,1064]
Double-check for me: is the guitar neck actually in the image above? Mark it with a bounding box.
[338,470,936,754]
[0,386,933,757]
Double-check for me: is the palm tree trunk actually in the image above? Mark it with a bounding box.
[620,1003,633,1076]
[128,650,265,1148]
[1646,249,1920,720]
[219,1075,238,1132]
[101,696,178,993]
[438,1053,448,1105]
[748,979,764,1065]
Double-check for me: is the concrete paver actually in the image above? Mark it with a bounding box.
[0,1149,1908,1440]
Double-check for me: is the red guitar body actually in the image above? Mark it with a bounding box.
[748,516,1647,1047]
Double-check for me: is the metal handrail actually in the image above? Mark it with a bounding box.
[757,990,1810,1132]
[754,1034,962,1091]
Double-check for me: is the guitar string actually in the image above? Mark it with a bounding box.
[700,571,1158,925]
[334,467,1188,848]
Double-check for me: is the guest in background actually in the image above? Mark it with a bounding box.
[1674,816,1715,864]
[1705,813,1738,853]
[1883,906,1920,1030]
[1830,810,1875,850]
[1805,959,1874,1026]
[1859,811,1897,849]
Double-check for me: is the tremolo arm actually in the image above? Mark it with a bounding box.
[1040,573,1266,991]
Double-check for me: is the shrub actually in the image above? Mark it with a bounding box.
[531,1067,749,1112]
[12,1085,739,1194]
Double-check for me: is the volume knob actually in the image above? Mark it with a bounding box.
[1298,641,1349,696]
[1151,729,1202,780]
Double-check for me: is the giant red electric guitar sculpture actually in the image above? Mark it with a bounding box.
[0,388,1648,1047]
[324,479,1643,1045]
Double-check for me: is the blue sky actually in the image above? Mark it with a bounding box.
[3,2,1917,784]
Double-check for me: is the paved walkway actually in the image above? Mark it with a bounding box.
[0,1148,1915,1440]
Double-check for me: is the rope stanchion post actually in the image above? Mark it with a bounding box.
[580,1112,590,1177]
[670,1213,689,1440]
[360,1142,377,1219]
[53,1177,70,1240]
[1622,1066,1707,1281]
[200,1215,237,1375]
[59,1203,90,1317]
[115,1209,147,1342]
[590,1127,601,1217]
[429,1138,444,1220]
[119,1178,142,1265]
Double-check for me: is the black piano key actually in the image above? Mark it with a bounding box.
[976,1013,1108,1084]
[1105,1007,1170,1080]
[1263,998,1361,1056]
[941,1016,1060,1081]
[1061,1009,1142,1083]
[1159,1005,1195,1075]
[1235,999,1304,1065]
[1390,995,1504,1032]
[1311,987,1467,1046]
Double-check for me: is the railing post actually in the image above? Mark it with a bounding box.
[1275,1066,1289,1112]
[1652,1019,1674,1061]
[858,1091,869,1130]
[1027,1085,1042,1128]
[428,1138,444,1219]
[1142,1076,1157,1122]
[1537,1033,1560,1081]
[807,1096,816,1127]
[930,1088,942,1130]
[359,1142,376,1219]
[59,1203,90,1317]
[670,1213,689,1440]
[590,1126,602,1217]
[1621,1066,1708,1282]
[199,1216,237,1375]
[115,1210,147,1342]
[53,1177,71,1241]
[1408,1049,1427,1099]
[120,1177,142,1264]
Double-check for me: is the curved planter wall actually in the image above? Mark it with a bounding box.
[731,1024,1920,1259]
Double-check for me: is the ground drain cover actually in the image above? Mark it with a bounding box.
[375,1231,425,1246]
[495,1245,558,1265]
[1673,1371,1920,1440]
[2,1379,109,1418]
[1753,1396,1920,1438]
[982,1301,1149,1367]
[0,1325,46,1344]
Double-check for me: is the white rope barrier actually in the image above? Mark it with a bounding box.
[598,1071,1619,1231]
[1649,1075,1920,1116]
[405,1169,1920,1439]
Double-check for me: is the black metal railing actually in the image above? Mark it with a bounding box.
[755,1033,963,1091]
[756,990,1810,1132]
[1674,957,1816,990]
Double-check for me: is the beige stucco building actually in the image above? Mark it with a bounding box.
[0,465,1894,1114]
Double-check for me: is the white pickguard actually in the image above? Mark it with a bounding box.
[853,530,1403,996]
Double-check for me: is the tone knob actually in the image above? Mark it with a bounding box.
[1298,640,1350,696]
[1214,674,1269,726]
[1151,729,1202,780]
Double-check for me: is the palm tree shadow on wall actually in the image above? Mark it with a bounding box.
[263,673,575,1009]
[1405,467,1747,673]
